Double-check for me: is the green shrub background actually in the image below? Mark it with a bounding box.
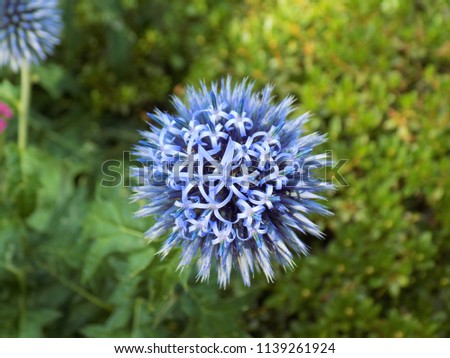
[0,0,449,337]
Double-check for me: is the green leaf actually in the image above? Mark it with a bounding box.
[81,188,148,283]
[0,80,19,108]
[34,64,67,99]
[20,309,61,338]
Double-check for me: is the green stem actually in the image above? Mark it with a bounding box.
[2,263,27,336]
[18,61,31,151]
[39,263,114,312]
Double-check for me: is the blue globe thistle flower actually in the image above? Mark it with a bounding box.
[0,0,62,71]
[133,78,333,287]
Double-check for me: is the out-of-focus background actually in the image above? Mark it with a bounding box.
[0,0,449,337]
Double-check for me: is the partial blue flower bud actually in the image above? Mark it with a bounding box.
[0,0,62,71]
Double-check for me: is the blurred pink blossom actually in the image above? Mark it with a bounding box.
[0,102,13,120]
[0,102,13,134]
[0,119,8,134]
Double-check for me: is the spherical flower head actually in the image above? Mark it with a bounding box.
[0,0,62,71]
[133,78,333,287]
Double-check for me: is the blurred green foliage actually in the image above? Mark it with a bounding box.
[0,0,449,337]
